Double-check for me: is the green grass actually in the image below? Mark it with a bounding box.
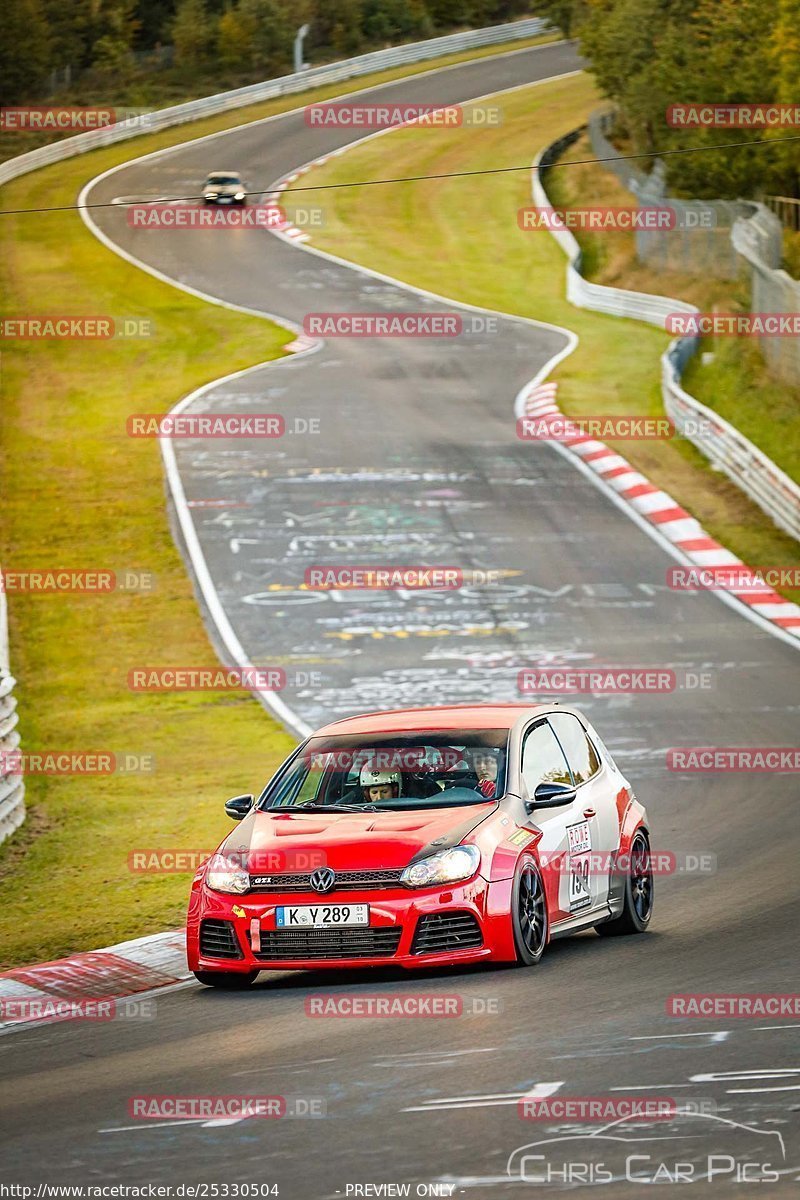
[0,158,298,970]
[784,228,800,280]
[0,34,564,969]
[681,338,800,489]
[297,74,800,602]
[544,130,800,498]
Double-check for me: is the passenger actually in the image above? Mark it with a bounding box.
[473,749,499,799]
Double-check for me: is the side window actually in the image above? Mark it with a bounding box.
[548,713,601,785]
[521,721,572,794]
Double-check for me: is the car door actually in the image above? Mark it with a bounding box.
[548,712,618,911]
[520,718,588,921]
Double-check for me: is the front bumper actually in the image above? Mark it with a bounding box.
[187,876,517,972]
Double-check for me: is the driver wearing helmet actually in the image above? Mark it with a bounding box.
[359,763,402,803]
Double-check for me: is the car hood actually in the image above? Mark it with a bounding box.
[219,803,492,874]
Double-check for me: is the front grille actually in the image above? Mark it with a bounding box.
[411,911,483,955]
[199,919,243,959]
[248,926,402,961]
[248,869,404,892]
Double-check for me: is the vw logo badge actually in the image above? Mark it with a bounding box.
[310,867,336,893]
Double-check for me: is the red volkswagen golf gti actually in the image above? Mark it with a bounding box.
[187,704,652,986]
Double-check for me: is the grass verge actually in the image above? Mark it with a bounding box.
[297,74,800,602]
[0,34,564,968]
[545,130,800,494]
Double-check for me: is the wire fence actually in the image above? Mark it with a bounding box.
[732,207,800,385]
[534,133,800,542]
[765,195,800,232]
[588,110,800,383]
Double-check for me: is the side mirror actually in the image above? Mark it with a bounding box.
[224,794,254,821]
[527,781,576,811]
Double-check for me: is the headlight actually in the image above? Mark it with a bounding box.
[401,844,480,888]
[205,855,249,894]
[234,191,245,200]
[205,191,218,199]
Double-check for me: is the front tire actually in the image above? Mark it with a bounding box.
[595,829,653,936]
[193,969,259,989]
[512,861,548,965]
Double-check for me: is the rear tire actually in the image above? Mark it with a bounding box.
[595,829,653,937]
[193,969,259,988]
[511,861,548,965]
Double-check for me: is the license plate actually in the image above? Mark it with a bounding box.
[276,904,369,928]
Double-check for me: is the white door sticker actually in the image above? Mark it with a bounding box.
[567,820,592,911]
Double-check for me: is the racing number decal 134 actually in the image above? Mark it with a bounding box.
[567,820,592,912]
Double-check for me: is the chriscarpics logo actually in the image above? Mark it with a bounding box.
[506,1111,789,1186]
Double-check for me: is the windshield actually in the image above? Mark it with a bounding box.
[206,174,240,185]
[261,729,509,811]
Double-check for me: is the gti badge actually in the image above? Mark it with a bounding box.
[310,867,336,893]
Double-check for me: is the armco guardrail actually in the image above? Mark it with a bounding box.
[533,132,800,544]
[0,18,550,189]
[0,579,25,845]
[662,343,800,543]
[532,134,697,329]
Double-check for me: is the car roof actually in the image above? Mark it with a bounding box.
[313,704,552,736]
[206,170,240,177]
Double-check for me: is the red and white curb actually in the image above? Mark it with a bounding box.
[0,929,189,1031]
[265,172,313,244]
[519,382,800,637]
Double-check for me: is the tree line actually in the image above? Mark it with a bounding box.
[0,0,530,107]
[536,0,800,199]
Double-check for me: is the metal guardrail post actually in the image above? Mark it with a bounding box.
[0,573,25,845]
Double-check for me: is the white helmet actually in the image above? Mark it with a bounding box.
[359,763,402,796]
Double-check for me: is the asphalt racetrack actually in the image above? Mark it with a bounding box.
[2,40,798,1197]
